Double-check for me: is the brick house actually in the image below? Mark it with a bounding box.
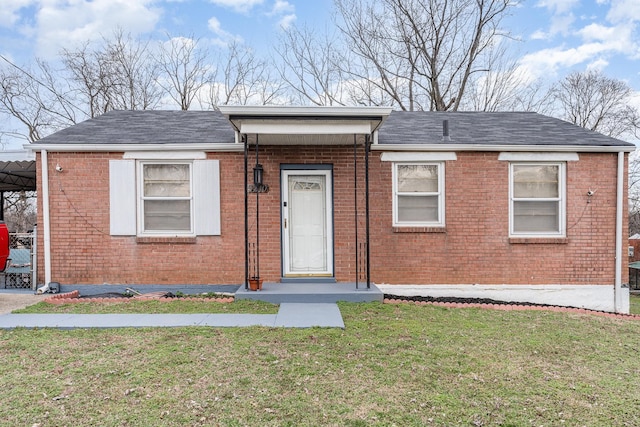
[29,106,634,312]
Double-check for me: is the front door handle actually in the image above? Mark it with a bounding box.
[284,218,287,229]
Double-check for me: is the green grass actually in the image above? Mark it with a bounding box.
[2,302,640,426]
[14,298,279,314]
[630,293,640,315]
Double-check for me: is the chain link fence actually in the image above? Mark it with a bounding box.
[2,231,35,290]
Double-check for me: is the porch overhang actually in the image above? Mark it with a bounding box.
[219,106,392,145]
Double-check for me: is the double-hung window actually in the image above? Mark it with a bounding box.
[139,162,193,234]
[509,162,565,237]
[393,163,444,227]
[109,155,220,237]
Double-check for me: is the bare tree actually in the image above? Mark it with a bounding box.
[549,70,640,234]
[62,30,161,115]
[104,31,161,110]
[205,42,284,108]
[550,70,639,139]
[276,25,348,106]
[156,35,214,110]
[0,56,79,142]
[335,0,515,111]
[3,191,36,233]
[460,44,553,113]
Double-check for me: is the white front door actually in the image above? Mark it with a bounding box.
[282,170,333,277]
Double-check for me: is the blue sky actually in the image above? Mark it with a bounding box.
[0,0,638,106]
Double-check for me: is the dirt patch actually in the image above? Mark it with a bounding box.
[0,293,46,313]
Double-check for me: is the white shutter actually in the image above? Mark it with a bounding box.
[193,160,221,235]
[109,160,136,235]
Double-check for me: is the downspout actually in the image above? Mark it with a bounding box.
[614,151,624,312]
[353,134,358,288]
[243,134,248,290]
[41,150,52,286]
[365,134,371,289]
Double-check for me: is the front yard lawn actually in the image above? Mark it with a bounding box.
[630,293,640,315]
[2,301,639,426]
[15,298,278,314]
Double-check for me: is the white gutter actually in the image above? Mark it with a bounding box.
[26,142,634,154]
[371,144,635,153]
[218,105,393,117]
[40,150,52,285]
[26,143,244,153]
[615,151,624,312]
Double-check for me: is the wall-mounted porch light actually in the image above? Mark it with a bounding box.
[253,163,264,186]
[250,163,269,193]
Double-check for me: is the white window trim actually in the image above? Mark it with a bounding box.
[392,162,445,227]
[509,162,566,238]
[137,160,195,237]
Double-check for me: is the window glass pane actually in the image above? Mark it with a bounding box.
[144,164,190,197]
[398,165,438,193]
[398,195,438,222]
[513,201,559,233]
[513,165,558,198]
[144,200,191,231]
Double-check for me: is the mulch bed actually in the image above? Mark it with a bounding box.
[44,290,234,304]
[383,294,640,320]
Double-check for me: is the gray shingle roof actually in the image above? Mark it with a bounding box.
[37,110,235,144]
[35,109,633,148]
[378,111,633,147]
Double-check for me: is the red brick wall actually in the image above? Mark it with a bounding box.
[36,149,628,286]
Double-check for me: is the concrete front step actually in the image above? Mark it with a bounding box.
[235,282,383,304]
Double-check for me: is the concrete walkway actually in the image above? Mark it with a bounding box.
[0,303,345,330]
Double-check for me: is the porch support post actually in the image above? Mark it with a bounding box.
[255,134,260,280]
[365,134,371,289]
[353,134,359,289]
[243,134,249,289]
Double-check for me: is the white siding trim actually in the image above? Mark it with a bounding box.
[109,160,136,235]
[498,152,579,161]
[381,152,457,162]
[193,160,221,235]
[124,151,206,160]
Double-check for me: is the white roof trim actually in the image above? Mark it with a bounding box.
[123,151,207,160]
[498,152,579,161]
[371,144,635,153]
[240,120,373,135]
[0,149,35,161]
[27,143,244,153]
[219,105,393,117]
[381,152,457,162]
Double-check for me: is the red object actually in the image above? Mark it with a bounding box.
[0,222,9,272]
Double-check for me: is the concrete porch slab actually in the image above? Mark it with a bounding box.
[235,281,383,303]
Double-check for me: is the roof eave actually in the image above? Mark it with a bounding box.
[26,143,244,152]
[371,143,636,153]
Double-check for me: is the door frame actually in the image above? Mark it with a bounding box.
[280,165,334,278]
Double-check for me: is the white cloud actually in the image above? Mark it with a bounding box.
[207,16,243,46]
[536,0,579,14]
[533,0,579,38]
[519,43,616,79]
[208,0,264,13]
[269,0,294,15]
[548,12,575,36]
[277,13,296,30]
[586,58,609,70]
[266,0,296,31]
[32,0,161,58]
[607,0,640,23]
[0,0,35,28]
